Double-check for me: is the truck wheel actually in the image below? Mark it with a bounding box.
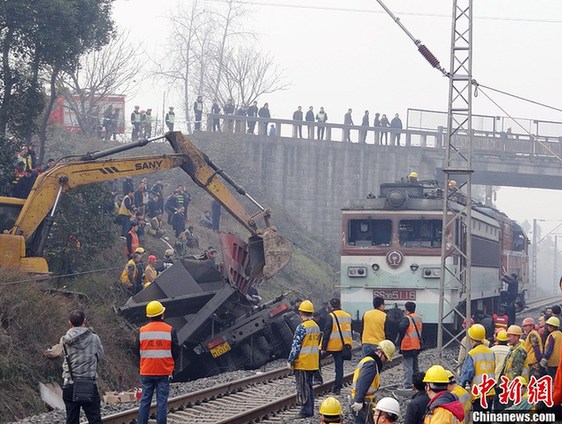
[271,319,294,356]
[283,311,301,333]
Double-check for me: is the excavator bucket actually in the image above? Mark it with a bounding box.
[220,230,291,286]
[254,228,292,279]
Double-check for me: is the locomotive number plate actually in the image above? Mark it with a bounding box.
[210,341,231,358]
[372,289,416,301]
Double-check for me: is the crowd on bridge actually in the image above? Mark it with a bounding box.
[162,96,406,144]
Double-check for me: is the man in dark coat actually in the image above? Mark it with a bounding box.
[258,102,271,135]
[293,106,303,138]
[404,372,430,424]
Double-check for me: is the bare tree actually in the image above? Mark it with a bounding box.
[58,31,142,136]
[156,0,286,129]
[220,47,288,107]
[153,1,209,133]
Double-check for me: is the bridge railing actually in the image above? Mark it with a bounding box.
[205,113,562,158]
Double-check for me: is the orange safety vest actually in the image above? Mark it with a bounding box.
[126,230,139,255]
[326,310,352,352]
[493,314,508,331]
[294,319,321,371]
[362,309,386,345]
[401,313,423,351]
[139,320,175,376]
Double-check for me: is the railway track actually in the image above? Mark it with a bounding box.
[101,347,404,424]
[98,298,558,424]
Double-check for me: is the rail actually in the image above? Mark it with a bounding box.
[204,113,562,159]
[101,346,399,423]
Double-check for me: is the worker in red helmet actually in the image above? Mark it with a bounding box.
[522,317,543,380]
[143,255,158,288]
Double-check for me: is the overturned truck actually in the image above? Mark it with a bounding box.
[119,233,300,381]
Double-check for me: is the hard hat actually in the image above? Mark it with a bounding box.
[522,317,535,327]
[135,247,145,254]
[165,249,174,257]
[514,376,528,387]
[146,300,165,317]
[378,340,396,360]
[448,180,457,187]
[140,110,145,114]
[319,396,342,416]
[496,329,508,342]
[147,255,157,263]
[298,300,314,313]
[445,370,456,383]
[374,397,400,417]
[408,171,418,179]
[546,316,560,328]
[467,323,486,341]
[423,365,450,383]
[506,325,523,336]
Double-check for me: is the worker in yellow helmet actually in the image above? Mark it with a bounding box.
[407,171,419,183]
[351,340,395,424]
[287,300,321,419]
[490,329,510,381]
[423,365,465,423]
[319,396,342,424]
[459,324,495,411]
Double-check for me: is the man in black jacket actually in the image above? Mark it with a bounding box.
[404,372,429,424]
[293,106,303,138]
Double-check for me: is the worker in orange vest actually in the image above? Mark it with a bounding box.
[137,301,179,424]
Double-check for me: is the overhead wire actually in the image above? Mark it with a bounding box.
[209,0,562,24]
[0,265,123,286]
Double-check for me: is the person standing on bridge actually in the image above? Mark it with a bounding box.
[305,106,315,139]
[316,107,328,140]
[137,301,180,424]
[361,110,370,143]
[293,106,303,138]
[287,300,321,418]
[390,113,403,146]
[343,108,353,142]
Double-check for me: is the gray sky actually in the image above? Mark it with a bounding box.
[114,0,562,237]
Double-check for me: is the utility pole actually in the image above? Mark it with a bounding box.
[531,218,538,298]
[437,0,474,359]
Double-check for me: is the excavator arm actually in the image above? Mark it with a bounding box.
[0,132,291,278]
[9,155,186,240]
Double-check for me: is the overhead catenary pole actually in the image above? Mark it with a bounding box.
[437,0,474,361]
[373,0,474,366]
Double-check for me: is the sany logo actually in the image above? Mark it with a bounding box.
[471,375,553,408]
[134,160,163,170]
[386,250,404,268]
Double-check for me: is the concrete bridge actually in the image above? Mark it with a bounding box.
[193,112,562,244]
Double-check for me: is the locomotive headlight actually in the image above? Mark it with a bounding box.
[347,266,367,277]
[422,267,441,279]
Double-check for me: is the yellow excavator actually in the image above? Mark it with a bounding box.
[0,131,291,278]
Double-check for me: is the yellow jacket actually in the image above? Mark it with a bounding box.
[294,319,321,371]
[362,309,386,345]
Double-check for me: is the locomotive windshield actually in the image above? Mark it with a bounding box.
[399,219,442,248]
[347,219,391,246]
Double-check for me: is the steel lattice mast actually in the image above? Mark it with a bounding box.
[437,0,474,358]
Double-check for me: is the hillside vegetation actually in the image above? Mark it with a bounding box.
[0,130,338,422]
